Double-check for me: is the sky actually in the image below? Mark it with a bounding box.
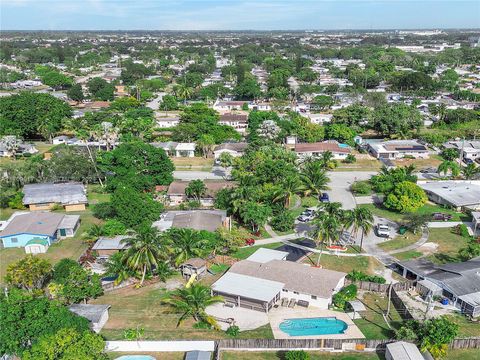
[1,0,479,31]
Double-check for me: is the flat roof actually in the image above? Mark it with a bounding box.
[386,341,424,360]
[419,181,480,207]
[246,248,289,263]
[212,272,283,302]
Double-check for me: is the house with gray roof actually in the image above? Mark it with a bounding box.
[68,304,111,333]
[211,249,346,312]
[154,210,230,232]
[23,182,88,211]
[396,258,480,317]
[0,211,80,252]
[419,181,480,210]
[92,235,129,258]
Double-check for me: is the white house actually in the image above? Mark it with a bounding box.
[213,142,248,161]
[368,140,429,160]
[293,140,351,160]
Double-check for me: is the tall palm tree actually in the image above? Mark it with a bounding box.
[344,207,374,251]
[300,160,330,197]
[164,228,209,266]
[176,84,193,105]
[462,163,480,180]
[319,151,337,170]
[310,213,341,267]
[122,227,166,286]
[273,175,303,208]
[162,284,224,328]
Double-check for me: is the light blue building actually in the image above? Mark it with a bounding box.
[0,212,80,250]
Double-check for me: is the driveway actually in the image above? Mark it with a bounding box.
[327,171,376,210]
[173,167,226,180]
[275,238,316,261]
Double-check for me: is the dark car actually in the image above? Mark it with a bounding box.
[320,193,330,203]
[464,158,474,165]
[432,213,452,221]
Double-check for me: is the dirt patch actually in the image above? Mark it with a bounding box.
[417,242,439,256]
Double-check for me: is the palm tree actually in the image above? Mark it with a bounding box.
[300,160,330,197]
[185,179,207,203]
[310,214,341,266]
[164,228,209,266]
[319,151,337,170]
[162,284,224,328]
[437,160,460,177]
[462,163,480,180]
[105,252,135,286]
[176,84,193,105]
[273,175,303,208]
[320,201,344,222]
[122,227,166,286]
[344,207,374,251]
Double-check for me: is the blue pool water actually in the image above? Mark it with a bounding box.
[279,317,348,336]
[338,143,350,148]
[115,356,156,360]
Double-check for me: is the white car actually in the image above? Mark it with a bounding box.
[376,224,390,238]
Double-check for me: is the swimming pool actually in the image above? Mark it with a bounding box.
[279,317,348,336]
[115,356,156,360]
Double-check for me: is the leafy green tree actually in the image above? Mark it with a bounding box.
[273,175,303,208]
[384,181,428,213]
[332,104,371,130]
[122,226,167,285]
[23,328,107,360]
[109,96,141,111]
[98,142,174,192]
[332,284,357,310]
[0,289,89,356]
[239,201,272,233]
[197,134,216,158]
[403,213,430,234]
[285,350,310,360]
[311,95,334,111]
[440,148,459,161]
[102,219,127,236]
[160,94,178,111]
[87,77,114,101]
[325,123,356,144]
[462,163,479,180]
[270,210,295,232]
[67,83,84,102]
[459,239,480,261]
[234,78,262,100]
[162,284,224,328]
[185,179,207,202]
[370,104,422,137]
[371,165,417,194]
[5,255,52,291]
[41,70,73,90]
[111,185,163,228]
[52,259,80,283]
[0,92,72,139]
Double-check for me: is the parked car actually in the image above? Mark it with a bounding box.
[432,212,453,221]
[319,193,330,203]
[297,209,315,222]
[376,224,390,238]
[463,158,474,165]
[245,238,255,246]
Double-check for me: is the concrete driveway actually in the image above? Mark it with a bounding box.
[173,167,227,180]
[327,171,376,210]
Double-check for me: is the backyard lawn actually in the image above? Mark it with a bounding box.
[302,253,383,275]
[377,231,421,252]
[358,203,466,223]
[353,292,404,340]
[91,281,275,341]
[232,242,284,260]
[446,314,480,337]
[0,209,100,284]
[444,349,480,360]
[334,156,382,172]
[172,157,214,171]
[425,228,469,264]
[393,250,423,261]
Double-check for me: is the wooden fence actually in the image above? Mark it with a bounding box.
[391,287,415,320]
[345,279,416,293]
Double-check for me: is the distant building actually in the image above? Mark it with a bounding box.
[368,140,429,160]
[292,140,351,160]
[23,182,88,211]
[419,181,480,211]
[0,138,38,158]
[154,210,230,232]
[219,113,248,134]
[155,116,180,128]
[166,180,236,206]
[151,142,196,157]
[213,100,249,112]
[92,235,129,258]
[444,140,480,162]
[385,341,424,360]
[213,142,248,161]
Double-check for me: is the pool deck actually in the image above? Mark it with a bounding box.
[268,307,365,340]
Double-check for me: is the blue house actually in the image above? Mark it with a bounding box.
[0,212,80,250]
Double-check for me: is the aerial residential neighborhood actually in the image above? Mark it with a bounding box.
[1,2,480,360]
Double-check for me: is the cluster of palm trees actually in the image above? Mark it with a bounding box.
[437,160,479,180]
[310,202,374,267]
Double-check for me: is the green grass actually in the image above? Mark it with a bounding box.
[222,351,384,360]
[0,208,101,284]
[92,281,274,341]
[303,253,383,275]
[446,314,480,337]
[444,349,480,360]
[394,250,423,261]
[232,242,284,260]
[0,207,17,220]
[425,228,470,264]
[377,231,421,252]
[359,203,465,223]
[209,263,230,274]
[87,185,111,204]
[353,292,404,340]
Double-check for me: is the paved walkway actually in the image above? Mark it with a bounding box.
[263,223,279,238]
[387,227,429,255]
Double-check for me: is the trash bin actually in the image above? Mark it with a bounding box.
[441,298,449,305]
[399,226,407,235]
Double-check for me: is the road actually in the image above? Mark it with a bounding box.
[147,92,166,110]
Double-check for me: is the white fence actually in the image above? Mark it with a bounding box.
[105,340,215,352]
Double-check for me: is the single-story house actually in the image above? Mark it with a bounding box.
[0,212,80,251]
[156,116,180,128]
[419,181,480,210]
[179,258,207,279]
[213,100,249,112]
[443,140,480,161]
[0,138,38,157]
[213,142,248,161]
[219,113,248,134]
[212,249,346,312]
[154,210,231,232]
[385,341,424,360]
[368,140,429,160]
[23,182,88,211]
[396,258,480,318]
[92,235,129,258]
[293,140,351,160]
[151,142,196,157]
[68,304,111,333]
[246,247,288,263]
[166,180,236,206]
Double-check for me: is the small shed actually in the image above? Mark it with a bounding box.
[185,350,212,360]
[180,258,207,279]
[386,341,424,360]
[24,238,49,254]
[68,304,111,333]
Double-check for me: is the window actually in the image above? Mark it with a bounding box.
[282,289,288,292]
[11,237,18,243]
[293,291,299,295]
[311,295,317,300]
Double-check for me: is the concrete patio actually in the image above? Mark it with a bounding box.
[205,303,269,331]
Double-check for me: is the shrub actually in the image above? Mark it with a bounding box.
[350,181,371,195]
[92,202,116,220]
[343,154,357,163]
[285,350,310,360]
[225,325,240,337]
[102,219,127,236]
[384,181,427,213]
[7,192,24,209]
[270,210,295,232]
[347,270,386,284]
[332,284,357,310]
